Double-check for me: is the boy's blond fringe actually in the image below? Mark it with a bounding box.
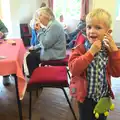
[86,8,112,28]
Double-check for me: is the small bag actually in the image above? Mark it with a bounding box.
[93,97,115,119]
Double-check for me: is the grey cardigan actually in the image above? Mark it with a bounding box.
[34,20,66,61]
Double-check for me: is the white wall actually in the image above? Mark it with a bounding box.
[19,0,43,23]
[1,0,48,38]
[113,20,120,43]
[92,0,116,29]
[10,0,47,38]
[113,0,120,43]
[0,0,2,18]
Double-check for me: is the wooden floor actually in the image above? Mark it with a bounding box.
[0,76,120,120]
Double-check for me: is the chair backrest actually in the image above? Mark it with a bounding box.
[74,32,86,46]
[20,23,31,47]
[41,55,69,66]
[20,24,30,37]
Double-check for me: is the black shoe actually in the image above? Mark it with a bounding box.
[3,76,11,86]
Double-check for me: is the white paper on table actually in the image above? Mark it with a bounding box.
[0,56,7,59]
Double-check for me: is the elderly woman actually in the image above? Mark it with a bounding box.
[25,7,66,77]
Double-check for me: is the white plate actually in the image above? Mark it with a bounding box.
[0,56,7,59]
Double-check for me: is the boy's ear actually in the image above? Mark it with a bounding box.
[107,29,112,34]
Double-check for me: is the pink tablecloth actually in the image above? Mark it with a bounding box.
[0,39,27,100]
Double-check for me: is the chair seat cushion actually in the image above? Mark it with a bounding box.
[41,55,69,66]
[23,34,31,37]
[28,66,68,87]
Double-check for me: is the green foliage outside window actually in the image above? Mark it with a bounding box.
[53,0,81,20]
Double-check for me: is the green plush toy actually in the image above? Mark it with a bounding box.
[93,97,115,119]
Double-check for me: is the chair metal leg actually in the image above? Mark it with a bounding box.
[36,88,43,98]
[36,90,39,98]
[62,88,77,120]
[67,71,71,79]
[14,75,23,120]
[66,67,71,79]
[29,92,32,120]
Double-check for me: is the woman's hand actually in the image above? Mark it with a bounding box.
[28,46,34,51]
[34,22,41,30]
[0,31,4,38]
[103,33,118,52]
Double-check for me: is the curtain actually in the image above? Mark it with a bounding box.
[80,0,89,20]
[48,0,53,10]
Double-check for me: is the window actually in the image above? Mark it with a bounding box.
[116,0,120,20]
[53,0,81,21]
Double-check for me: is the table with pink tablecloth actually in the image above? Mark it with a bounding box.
[0,39,27,120]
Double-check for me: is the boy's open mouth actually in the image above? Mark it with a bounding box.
[90,36,97,39]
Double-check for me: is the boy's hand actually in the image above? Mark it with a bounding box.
[103,33,118,52]
[89,40,102,56]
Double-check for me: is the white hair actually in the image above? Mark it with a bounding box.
[30,7,55,28]
[36,7,55,20]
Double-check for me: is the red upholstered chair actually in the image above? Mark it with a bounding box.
[41,54,71,79]
[41,56,68,66]
[74,32,86,46]
[20,24,32,47]
[27,66,77,120]
[71,32,86,47]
